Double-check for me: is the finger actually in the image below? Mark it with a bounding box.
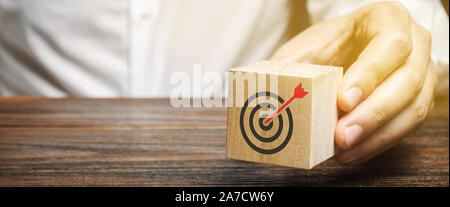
[338,3,413,111]
[335,62,438,164]
[335,23,432,150]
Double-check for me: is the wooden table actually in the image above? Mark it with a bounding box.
[0,97,448,186]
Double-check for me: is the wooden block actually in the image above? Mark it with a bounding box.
[226,61,343,169]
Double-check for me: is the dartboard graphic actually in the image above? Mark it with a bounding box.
[239,83,308,154]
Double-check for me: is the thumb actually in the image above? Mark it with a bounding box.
[270,14,356,67]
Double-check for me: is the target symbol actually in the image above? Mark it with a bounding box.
[239,83,309,154]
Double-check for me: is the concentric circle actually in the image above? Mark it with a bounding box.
[239,91,293,154]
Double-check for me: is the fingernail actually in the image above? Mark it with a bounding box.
[345,87,362,109]
[344,125,364,148]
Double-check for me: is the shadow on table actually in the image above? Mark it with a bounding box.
[213,135,434,187]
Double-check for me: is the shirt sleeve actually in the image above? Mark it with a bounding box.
[307,0,449,97]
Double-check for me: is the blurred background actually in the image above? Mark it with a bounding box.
[0,0,448,98]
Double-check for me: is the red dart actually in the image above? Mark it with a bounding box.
[264,83,308,124]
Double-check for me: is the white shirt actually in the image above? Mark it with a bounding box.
[0,0,448,97]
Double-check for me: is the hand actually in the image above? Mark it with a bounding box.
[270,2,438,164]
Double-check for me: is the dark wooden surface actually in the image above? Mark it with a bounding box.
[0,97,448,186]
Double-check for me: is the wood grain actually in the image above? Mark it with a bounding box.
[0,97,448,186]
